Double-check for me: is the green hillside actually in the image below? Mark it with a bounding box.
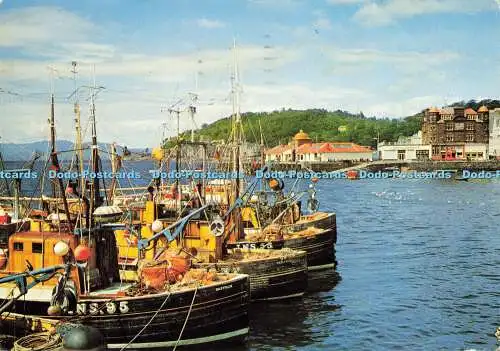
[174,99,500,148]
[193,108,422,148]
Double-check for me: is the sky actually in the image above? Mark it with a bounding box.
[0,0,499,147]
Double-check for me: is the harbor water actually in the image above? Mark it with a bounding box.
[4,160,500,350]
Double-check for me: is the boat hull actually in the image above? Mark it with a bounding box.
[0,275,250,349]
[196,249,308,301]
[227,226,336,271]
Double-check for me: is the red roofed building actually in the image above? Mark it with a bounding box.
[265,130,373,163]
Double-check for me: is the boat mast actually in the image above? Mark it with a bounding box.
[229,39,243,241]
[88,66,103,225]
[71,61,85,195]
[108,142,119,203]
[231,39,242,200]
[0,137,11,196]
[49,93,72,229]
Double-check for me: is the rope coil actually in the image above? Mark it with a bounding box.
[13,332,62,351]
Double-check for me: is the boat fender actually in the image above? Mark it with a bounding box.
[209,217,225,237]
[292,203,301,222]
[51,284,77,315]
[307,198,319,212]
[62,325,106,351]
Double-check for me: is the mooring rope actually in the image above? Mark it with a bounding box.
[173,285,198,351]
[118,291,172,351]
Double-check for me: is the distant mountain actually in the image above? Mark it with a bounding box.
[0,140,148,161]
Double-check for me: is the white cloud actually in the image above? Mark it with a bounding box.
[0,6,97,48]
[0,45,302,86]
[196,18,226,29]
[325,47,460,68]
[354,0,496,26]
[363,95,461,117]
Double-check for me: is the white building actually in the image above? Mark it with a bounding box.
[266,130,373,163]
[377,131,432,161]
[489,108,500,159]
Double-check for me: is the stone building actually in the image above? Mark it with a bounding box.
[422,106,489,160]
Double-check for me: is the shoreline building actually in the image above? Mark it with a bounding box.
[489,108,500,159]
[422,106,489,161]
[377,131,431,161]
[265,130,373,163]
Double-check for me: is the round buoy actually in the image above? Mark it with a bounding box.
[62,325,106,351]
[74,244,91,262]
[47,305,62,316]
[152,219,163,233]
[312,177,319,183]
[54,241,70,257]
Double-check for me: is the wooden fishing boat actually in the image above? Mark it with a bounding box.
[115,201,309,301]
[0,228,250,349]
[225,177,338,271]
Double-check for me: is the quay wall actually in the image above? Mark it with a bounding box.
[267,160,500,172]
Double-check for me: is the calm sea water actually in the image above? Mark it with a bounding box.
[3,160,499,350]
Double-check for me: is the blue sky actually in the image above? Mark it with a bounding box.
[0,0,499,147]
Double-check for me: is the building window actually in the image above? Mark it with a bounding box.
[466,123,474,131]
[446,123,453,131]
[443,115,452,121]
[397,150,406,160]
[467,115,476,121]
[432,146,440,155]
[446,134,454,142]
[454,123,464,131]
[466,134,474,142]
[416,150,429,160]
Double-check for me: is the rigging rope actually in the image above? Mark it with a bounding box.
[173,285,198,351]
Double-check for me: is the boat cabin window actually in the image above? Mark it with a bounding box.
[13,242,23,251]
[156,204,177,219]
[32,242,43,254]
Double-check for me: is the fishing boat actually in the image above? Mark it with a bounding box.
[0,221,250,349]
[115,172,309,301]
[228,177,337,271]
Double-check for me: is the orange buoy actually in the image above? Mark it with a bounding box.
[74,244,91,261]
[312,177,319,183]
